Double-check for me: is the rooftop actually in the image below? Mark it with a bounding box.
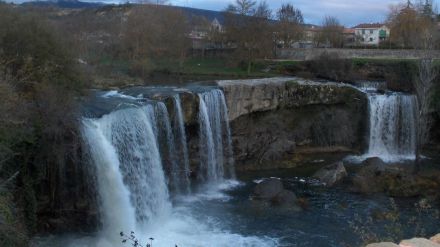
[353,23,386,29]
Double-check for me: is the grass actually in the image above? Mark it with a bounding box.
[178,58,281,77]
[98,57,284,78]
[351,58,419,67]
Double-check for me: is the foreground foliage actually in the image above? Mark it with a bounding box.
[0,3,87,244]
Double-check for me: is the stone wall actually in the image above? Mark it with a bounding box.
[277,48,440,60]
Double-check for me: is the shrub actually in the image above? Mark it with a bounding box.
[0,3,88,236]
[307,51,354,82]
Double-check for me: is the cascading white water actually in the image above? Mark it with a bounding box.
[198,89,235,182]
[172,95,191,194]
[81,119,136,243]
[155,102,182,194]
[68,89,277,247]
[38,88,278,247]
[366,93,417,162]
[83,107,171,241]
[219,91,236,179]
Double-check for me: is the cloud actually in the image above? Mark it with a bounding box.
[13,0,439,26]
[169,0,437,26]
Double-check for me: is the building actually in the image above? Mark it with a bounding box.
[353,23,390,46]
[299,24,321,48]
[188,18,224,50]
[343,28,356,47]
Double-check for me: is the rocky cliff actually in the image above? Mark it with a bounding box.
[218,77,369,170]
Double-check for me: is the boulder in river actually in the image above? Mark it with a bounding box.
[351,157,440,197]
[253,178,283,200]
[252,178,301,210]
[400,238,440,247]
[312,161,347,187]
[365,242,399,247]
[431,234,440,244]
[272,190,299,208]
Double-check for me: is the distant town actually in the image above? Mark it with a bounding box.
[16,0,440,51]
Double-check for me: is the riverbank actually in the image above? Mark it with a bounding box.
[91,57,429,93]
[367,234,440,247]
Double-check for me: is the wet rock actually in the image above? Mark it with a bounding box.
[252,178,301,210]
[366,242,399,247]
[400,238,440,247]
[351,157,388,194]
[179,92,199,125]
[272,190,298,208]
[312,161,347,187]
[431,234,440,244]
[351,158,440,197]
[362,157,387,169]
[253,178,283,200]
[219,78,368,169]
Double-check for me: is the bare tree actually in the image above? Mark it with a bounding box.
[388,1,438,49]
[122,5,190,76]
[226,0,256,15]
[275,3,304,48]
[317,16,344,48]
[224,0,273,74]
[415,58,438,155]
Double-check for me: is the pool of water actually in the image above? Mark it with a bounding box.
[34,165,440,247]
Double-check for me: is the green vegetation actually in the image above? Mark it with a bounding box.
[97,57,284,79]
[352,58,419,66]
[0,4,87,243]
[0,191,28,247]
[178,58,280,77]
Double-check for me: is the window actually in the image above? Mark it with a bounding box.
[370,30,373,34]
[362,30,365,35]
[370,37,373,42]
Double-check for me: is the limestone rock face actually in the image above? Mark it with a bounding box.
[366,236,440,247]
[313,162,347,187]
[163,91,199,126]
[179,92,199,126]
[431,234,440,244]
[218,78,291,121]
[218,77,368,170]
[365,242,399,247]
[218,77,367,121]
[400,238,440,247]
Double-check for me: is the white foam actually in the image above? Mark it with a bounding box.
[34,179,276,247]
[101,90,139,100]
[344,154,416,164]
[180,179,244,203]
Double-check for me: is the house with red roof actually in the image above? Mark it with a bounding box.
[353,23,390,46]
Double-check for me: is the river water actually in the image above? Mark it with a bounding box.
[34,83,440,247]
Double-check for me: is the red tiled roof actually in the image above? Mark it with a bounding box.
[353,23,385,29]
[343,28,355,34]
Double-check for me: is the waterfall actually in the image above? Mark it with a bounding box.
[81,119,136,243]
[155,102,182,194]
[79,87,240,246]
[198,89,235,182]
[172,95,191,194]
[82,106,171,240]
[366,93,417,162]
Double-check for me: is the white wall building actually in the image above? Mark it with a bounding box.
[354,23,390,46]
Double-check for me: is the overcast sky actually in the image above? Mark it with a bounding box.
[15,0,440,26]
[169,0,439,26]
